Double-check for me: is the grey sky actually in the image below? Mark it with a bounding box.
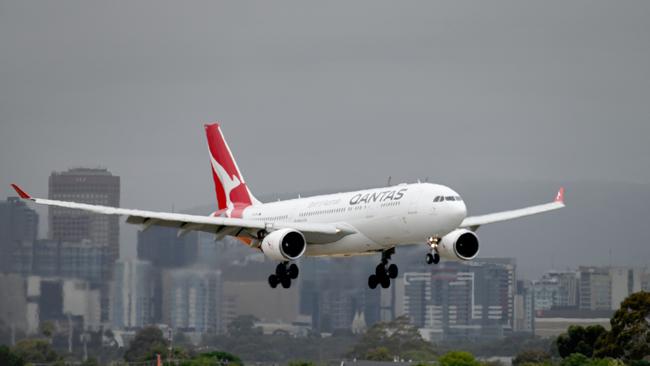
[1,1,649,273]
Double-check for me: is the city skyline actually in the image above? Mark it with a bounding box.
[2,1,649,363]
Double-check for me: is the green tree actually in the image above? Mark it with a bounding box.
[365,347,392,361]
[556,325,607,358]
[349,315,436,361]
[590,358,626,366]
[629,361,650,366]
[512,349,552,366]
[39,321,56,338]
[81,357,100,366]
[438,351,481,366]
[123,326,169,362]
[594,292,650,360]
[0,345,24,366]
[12,339,61,363]
[561,353,590,366]
[183,351,243,366]
[287,360,315,366]
[227,315,262,338]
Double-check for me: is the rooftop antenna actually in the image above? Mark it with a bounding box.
[609,248,612,267]
[387,176,392,186]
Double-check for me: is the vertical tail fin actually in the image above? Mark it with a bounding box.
[205,123,260,217]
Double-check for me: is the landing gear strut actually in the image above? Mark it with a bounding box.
[268,262,299,289]
[426,236,441,265]
[368,248,398,289]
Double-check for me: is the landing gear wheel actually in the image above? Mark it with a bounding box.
[380,275,391,289]
[268,274,279,288]
[275,263,285,277]
[375,264,385,277]
[388,264,398,279]
[368,274,378,289]
[426,253,441,264]
[433,253,440,264]
[270,262,299,289]
[288,263,299,279]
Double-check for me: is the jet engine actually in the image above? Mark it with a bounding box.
[261,228,307,261]
[438,229,480,261]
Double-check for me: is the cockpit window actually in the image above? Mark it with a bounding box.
[433,196,442,202]
[456,196,463,201]
[445,196,455,201]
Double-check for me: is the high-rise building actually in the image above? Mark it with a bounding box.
[49,168,120,322]
[642,271,650,292]
[298,257,380,333]
[112,260,157,329]
[401,259,516,341]
[533,271,579,311]
[579,266,611,311]
[532,276,560,311]
[137,227,198,268]
[609,267,644,309]
[162,268,222,334]
[10,239,111,285]
[49,168,120,263]
[514,280,535,334]
[0,197,38,272]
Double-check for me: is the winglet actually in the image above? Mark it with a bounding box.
[10,184,32,199]
[554,187,565,203]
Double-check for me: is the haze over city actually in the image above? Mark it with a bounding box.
[1,2,650,364]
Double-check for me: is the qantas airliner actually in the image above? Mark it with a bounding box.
[11,123,565,289]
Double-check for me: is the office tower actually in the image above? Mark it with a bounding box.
[49,168,120,262]
[609,267,644,309]
[579,266,611,311]
[162,268,222,334]
[532,275,561,311]
[112,260,156,329]
[49,167,120,322]
[0,197,38,272]
[514,280,535,334]
[532,270,578,311]
[298,257,380,332]
[137,226,198,268]
[401,259,516,341]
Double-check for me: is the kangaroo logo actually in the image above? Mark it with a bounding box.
[210,153,243,217]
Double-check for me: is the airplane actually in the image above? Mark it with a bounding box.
[11,123,566,289]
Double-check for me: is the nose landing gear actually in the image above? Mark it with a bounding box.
[368,248,398,289]
[268,262,299,289]
[426,236,441,265]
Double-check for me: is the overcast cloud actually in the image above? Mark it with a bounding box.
[1,1,649,271]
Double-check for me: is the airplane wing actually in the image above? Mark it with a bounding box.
[10,184,354,242]
[459,187,565,231]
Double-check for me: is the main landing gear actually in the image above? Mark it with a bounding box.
[268,262,299,289]
[368,248,398,289]
[425,236,440,265]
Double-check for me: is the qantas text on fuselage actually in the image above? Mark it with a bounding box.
[11,123,565,289]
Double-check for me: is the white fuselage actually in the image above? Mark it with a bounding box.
[239,183,467,256]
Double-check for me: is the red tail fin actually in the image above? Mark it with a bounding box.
[205,123,259,217]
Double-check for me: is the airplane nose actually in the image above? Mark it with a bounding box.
[453,200,467,222]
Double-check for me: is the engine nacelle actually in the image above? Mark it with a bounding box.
[438,229,480,261]
[261,228,307,261]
